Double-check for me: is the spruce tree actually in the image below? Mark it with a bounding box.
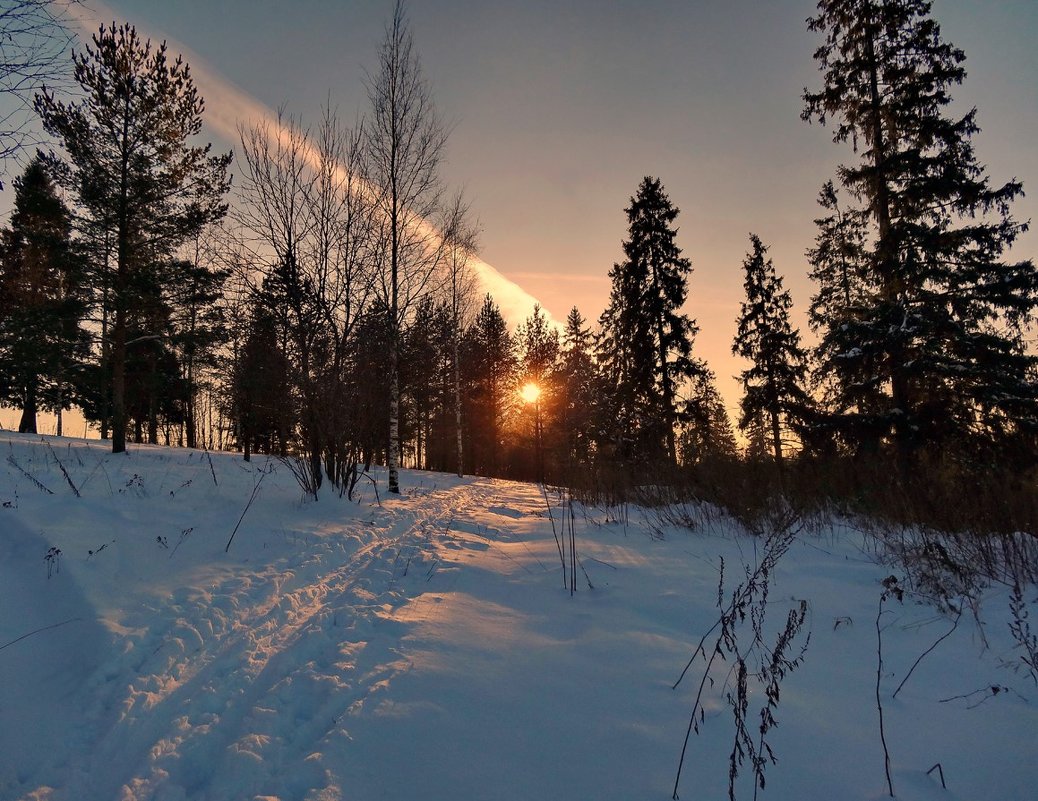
[679,370,738,465]
[803,0,1038,466]
[558,306,598,465]
[805,181,885,452]
[598,177,701,464]
[0,156,87,433]
[36,23,231,453]
[461,294,515,476]
[733,234,810,468]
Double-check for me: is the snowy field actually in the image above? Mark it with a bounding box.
[1,431,1035,801]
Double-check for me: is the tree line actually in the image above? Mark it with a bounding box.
[0,0,1035,501]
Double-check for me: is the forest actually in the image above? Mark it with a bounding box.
[0,0,1035,537]
[2,3,1037,800]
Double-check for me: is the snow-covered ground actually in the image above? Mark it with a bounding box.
[1,431,1034,801]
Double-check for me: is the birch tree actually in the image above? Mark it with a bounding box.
[365,0,448,494]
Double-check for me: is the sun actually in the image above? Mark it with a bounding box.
[520,382,541,404]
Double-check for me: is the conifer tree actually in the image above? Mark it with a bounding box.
[558,306,598,465]
[598,177,701,464]
[36,23,231,453]
[679,370,738,464]
[461,294,515,476]
[805,181,885,451]
[803,0,1038,465]
[0,156,87,433]
[733,234,810,468]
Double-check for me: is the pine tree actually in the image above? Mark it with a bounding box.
[803,0,1038,466]
[733,234,810,468]
[679,370,738,465]
[167,246,230,449]
[805,181,885,452]
[461,294,515,476]
[558,306,598,465]
[598,176,701,464]
[0,156,87,433]
[229,299,292,462]
[36,23,231,453]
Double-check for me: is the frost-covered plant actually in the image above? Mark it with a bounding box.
[1006,582,1038,686]
[672,522,810,800]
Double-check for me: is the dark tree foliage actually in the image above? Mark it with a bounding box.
[557,306,599,466]
[0,156,88,432]
[401,296,454,471]
[166,253,230,449]
[679,370,738,465]
[36,23,231,453]
[122,259,184,444]
[229,297,292,462]
[803,0,1038,467]
[733,234,810,467]
[598,176,703,464]
[461,294,515,476]
[805,181,886,452]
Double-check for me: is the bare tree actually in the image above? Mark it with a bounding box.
[235,106,378,493]
[0,0,78,179]
[365,0,449,494]
[440,191,479,477]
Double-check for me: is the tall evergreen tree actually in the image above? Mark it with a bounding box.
[558,306,598,465]
[461,294,515,476]
[598,176,701,464]
[733,234,810,468]
[805,181,885,452]
[0,156,87,433]
[803,0,1038,466]
[679,370,738,465]
[36,23,231,453]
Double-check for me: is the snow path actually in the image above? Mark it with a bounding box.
[59,479,526,801]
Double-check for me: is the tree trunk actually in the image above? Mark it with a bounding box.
[454,331,464,477]
[388,335,401,493]
[864,17,912,464]
[111,102,132,454]
[18,381,37,433]
[55,380,63,437]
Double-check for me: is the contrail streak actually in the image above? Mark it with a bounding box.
[66,0,550,328]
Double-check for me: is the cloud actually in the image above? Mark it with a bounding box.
[65,0,551,329]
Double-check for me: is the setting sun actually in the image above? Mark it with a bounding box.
[520,382,541,404]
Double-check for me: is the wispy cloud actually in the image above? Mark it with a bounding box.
[65,0,551,328]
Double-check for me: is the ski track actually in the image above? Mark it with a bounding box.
[41,478,530,801]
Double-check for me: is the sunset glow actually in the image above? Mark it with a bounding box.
[520,382,541,404]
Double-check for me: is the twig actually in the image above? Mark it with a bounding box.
[225,462,270,552]
[541,483,567,588]
[892,607,962,699]
[876,595,895,798]
[47,442,80,497]
[0,617,82,651]
[6,455,53,494]
[927,763,946,789]
[205,449,218,486]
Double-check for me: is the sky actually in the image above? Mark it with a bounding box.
[3,0,1037,430]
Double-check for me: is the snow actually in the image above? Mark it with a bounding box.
[1,431,1035,801]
